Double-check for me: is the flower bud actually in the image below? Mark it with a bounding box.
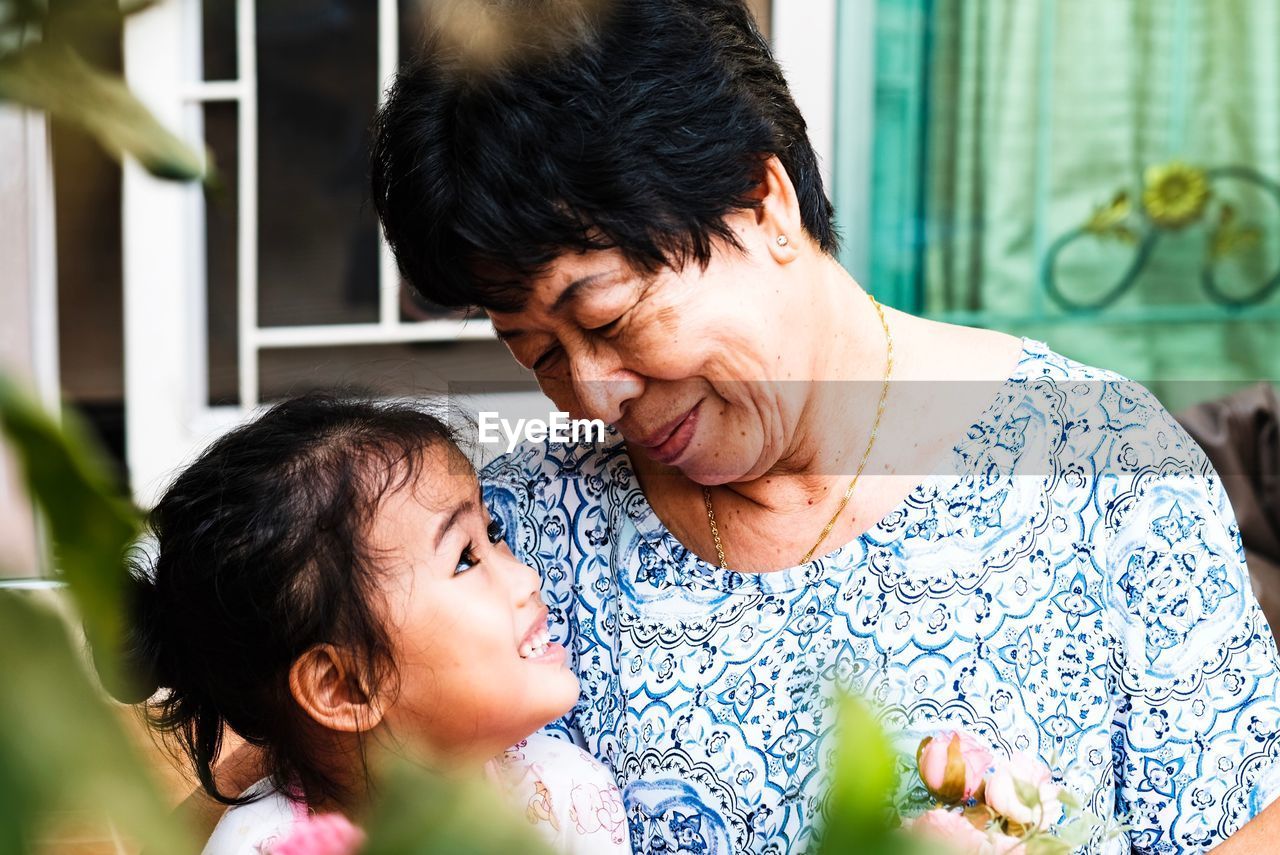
[983,753,1063,831]
[917,731,994,804]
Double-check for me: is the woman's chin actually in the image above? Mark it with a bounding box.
[673,449,762,488]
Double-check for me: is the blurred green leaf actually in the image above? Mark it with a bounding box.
[0,376,141,689]
[0,40,205,180]
[0,735,39,854]
[0,592,195,853]
[6,0,162,44]
[1056,788,1081,811]
[816,695,920,855]
[1056,813,1101,847]
[363,754,557,855]
[1024,834,1073,855]
[1013,777,1042,810]
[0,1,48,32]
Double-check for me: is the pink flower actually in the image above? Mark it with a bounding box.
[908,810,1025,855]
[983,753,1063,831]
[917,731,994,804]
[908,809,992,855]
[270,813,365,855]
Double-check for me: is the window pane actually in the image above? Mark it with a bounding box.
[203,0,237,81]
[259,341,533,401]
[398,0,430,65]
[257,0,380,327]
[205,102,240,406]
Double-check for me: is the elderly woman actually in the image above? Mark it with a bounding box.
[369,1,1280,852]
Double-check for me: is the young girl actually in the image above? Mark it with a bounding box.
[102,394,629,854]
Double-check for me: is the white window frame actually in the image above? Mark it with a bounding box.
[122,0,495,505]
[773,0,875,283]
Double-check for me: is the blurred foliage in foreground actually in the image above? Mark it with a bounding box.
[0,0,205,180]
[0,375,928,853]
[0,377,192,853]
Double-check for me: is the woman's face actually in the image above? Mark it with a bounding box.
[369,449,579,760]
[489,222,814,486]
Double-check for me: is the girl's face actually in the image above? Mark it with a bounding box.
[368,449,578,761]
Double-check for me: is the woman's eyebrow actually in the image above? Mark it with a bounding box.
[550,270,621,313]
[492,271,622,341]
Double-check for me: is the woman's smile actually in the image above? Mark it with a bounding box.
[631,400,703,465]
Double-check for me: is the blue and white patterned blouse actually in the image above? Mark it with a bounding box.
[481,337,1280,854]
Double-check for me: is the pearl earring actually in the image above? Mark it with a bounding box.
[776,235,789,247]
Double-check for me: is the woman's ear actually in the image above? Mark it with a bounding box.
[289,644,385,734]
[748,155,804,262]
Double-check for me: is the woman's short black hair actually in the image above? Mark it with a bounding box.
[103,394,459,805]
[370,0,837,311]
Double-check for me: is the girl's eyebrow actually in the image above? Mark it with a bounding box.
[430,488,482,553]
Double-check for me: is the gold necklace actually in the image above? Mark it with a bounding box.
[702,291,893,570]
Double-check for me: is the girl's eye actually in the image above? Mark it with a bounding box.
[487,517,506,544]
[455,546,478,576]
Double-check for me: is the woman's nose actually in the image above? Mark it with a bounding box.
[567,344,644,425]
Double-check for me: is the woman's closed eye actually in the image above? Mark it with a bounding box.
[587,314,626,337]
[533,344,564,373]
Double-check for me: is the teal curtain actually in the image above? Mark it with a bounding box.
[866,0,1280,409]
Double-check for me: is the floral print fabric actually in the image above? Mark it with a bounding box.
[487,733,631,854]
[482,338,1280,854]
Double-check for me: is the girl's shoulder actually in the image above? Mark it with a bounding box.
[201,779,306,855]
[489,733,631,854]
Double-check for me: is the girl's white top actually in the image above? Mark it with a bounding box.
[200,733,631,854]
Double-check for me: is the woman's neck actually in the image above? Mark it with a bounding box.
[725,261,896,508]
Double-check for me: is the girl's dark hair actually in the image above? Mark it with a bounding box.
[101,394,459,805]
[370,0,837,311]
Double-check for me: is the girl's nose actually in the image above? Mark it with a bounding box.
[499,548,543,606]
